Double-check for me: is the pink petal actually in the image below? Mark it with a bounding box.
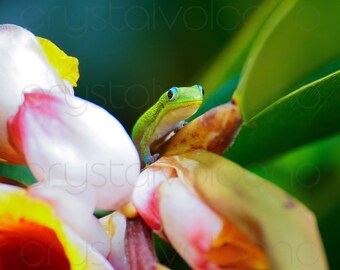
[159,179,223,270]
[132,168,170,231]
[8,92,140,210]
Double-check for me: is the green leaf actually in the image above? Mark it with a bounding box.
[233,0,340,120]
[225,70,340,166]
[244,133,340,270]
[0,163,36,185]
[248,133,340,219]
[200,0,282,98]
[196,74,239,116]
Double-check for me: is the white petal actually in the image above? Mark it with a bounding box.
[100,212,128,270]
[0,24,70,163]
[132,168,169,231]
[29,185,111,257]
[0,183,22,192]
[8,92,140,210]
[159,179,223,269]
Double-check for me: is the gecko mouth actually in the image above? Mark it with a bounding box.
[167,101,202,120]
[168,100,203,109]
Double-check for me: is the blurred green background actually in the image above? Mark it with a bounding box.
[0,0,262,130]
[0,1,339,269]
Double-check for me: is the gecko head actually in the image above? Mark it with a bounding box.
[164,84,204,106]
[160,84,204,120]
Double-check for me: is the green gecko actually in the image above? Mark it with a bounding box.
[131,85,204,166]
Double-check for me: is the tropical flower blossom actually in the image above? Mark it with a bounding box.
[0,23,329,270]
[1,24,140,211]
[132,104,328,270]
[0,24,141,269]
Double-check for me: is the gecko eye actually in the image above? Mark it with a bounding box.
[168,87,178,101]
[197,84,204,96]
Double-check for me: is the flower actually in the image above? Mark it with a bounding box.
[0,24,78,164]
[1,23,141,268]
[132,104,328,269]
[1,24,140,211]
[7,91,140,211]
[0,183,114,270]
[133,151,328,269]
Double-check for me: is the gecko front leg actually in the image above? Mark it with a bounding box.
[140,137,160,166]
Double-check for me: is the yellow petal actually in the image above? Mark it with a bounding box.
[0,188,112,270]
[37,37,79,87]
[154,263,171,270]
[119,202,139,218]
